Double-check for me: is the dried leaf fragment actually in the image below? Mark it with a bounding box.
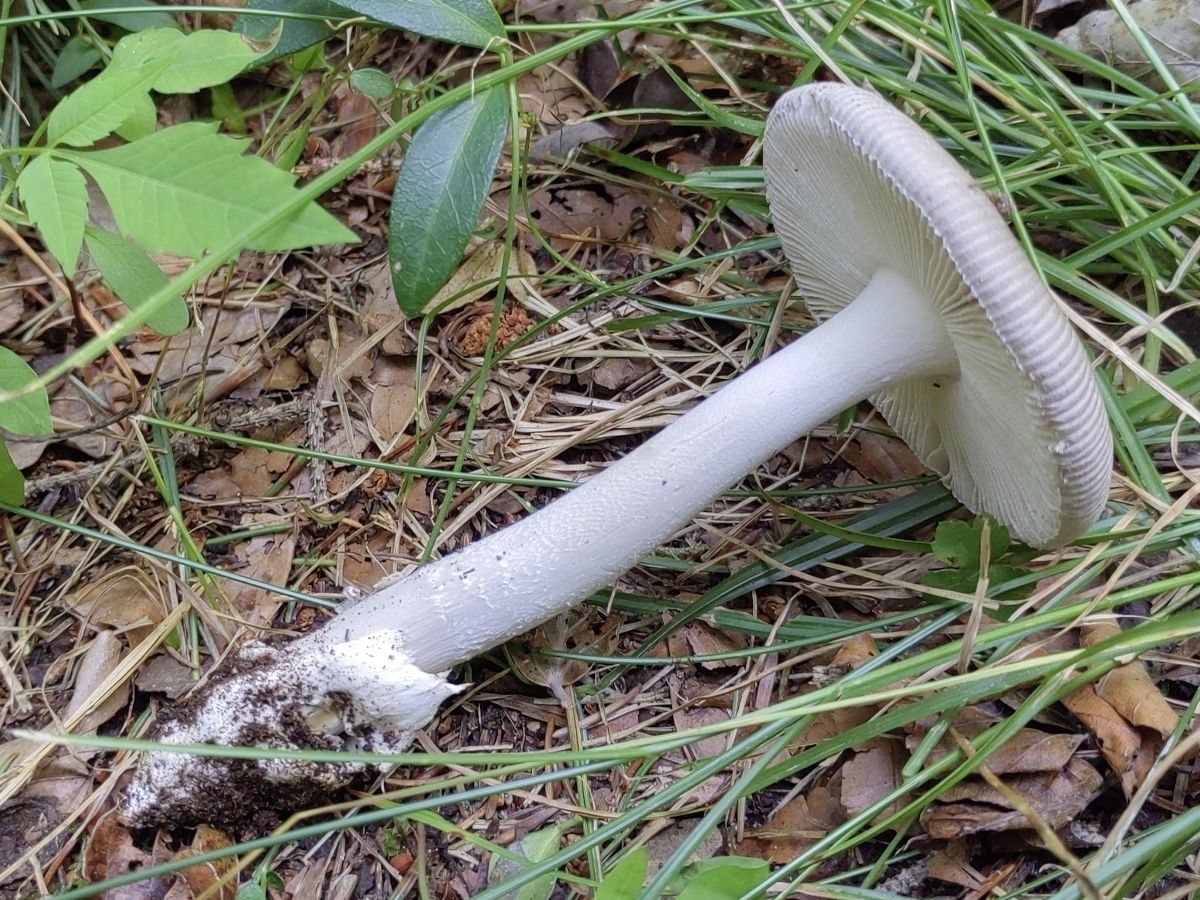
[921,757,1103,839]
[1055,0,1200,89]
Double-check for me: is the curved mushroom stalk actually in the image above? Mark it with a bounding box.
[123,272,956,827]
[123,84,1111,829]
[319,268,957,674]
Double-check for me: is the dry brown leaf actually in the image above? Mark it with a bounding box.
[840,432,929,484]
[1082,621,1179,737]
[368,356,418,445]
[307,329,374,384]
[921,758,1103,839]
[732,784,846,863]
[911,725,1087,775]
[129,301,290,384]
[228,354,308,399]
[172,825,236,900]
[284,853,333,900]
[65,630,129,734]
[510,611,619,697]
[1056,0,1200,89]
[841,738,904,818]
[227,440,297,497]
[225,516,297,628]
[62,569,166,647]
[663,707,731,805]
[1062,682,1144,795]
[423,242,537,316]
[664,620,748,670]
[329,84,385,159]
[792,635,878,746]
[513,184,653,249]
[0,757,93,891]
[83,814,153,884]
[831,633,878,667]
[575,355,656,393]
[49,382,122,459]
[0,287,23,334]
[926,841,987,891]
[134,653,198,700]
[339,535,399,590]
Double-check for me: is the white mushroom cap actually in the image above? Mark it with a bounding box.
[764,83,1112,548]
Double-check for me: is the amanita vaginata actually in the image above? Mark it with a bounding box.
[124,83,1113,826]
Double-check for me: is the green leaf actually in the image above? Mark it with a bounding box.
[594,849,648,900]
[0,346,51,436]
[46,58,167,147]
[80,0,179,31]
[350,67,394,99]
[922,567,980,595]
[16,156,88,278]
[930,517,1008,571]
[115,92,158,142]
[339,0,503,48]
[513,824,562,900]
[66,122,357,258]
[676,857,770,900]
[487,822,565,900]
[85,227,188,335]
[52,35,103,87]
[109,28,261,94]
[389,87,508,315]
[235,0,340,65]
[234,883,267,900]
[0,442,24,506]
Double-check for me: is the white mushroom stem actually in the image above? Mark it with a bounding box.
[306,267,959,672]
[124,266,961,827]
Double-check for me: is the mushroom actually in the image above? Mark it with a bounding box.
[124,83,1113,827]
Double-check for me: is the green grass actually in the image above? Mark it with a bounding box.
[1,0,1198,898]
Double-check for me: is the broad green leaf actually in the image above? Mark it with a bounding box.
[16,156,88,278]
[930,517,1009,570]
[389,87,508,315]
[339,0,503,48]
[350,67,394,99]
[594,849,648,900]
[85,227,188,335]
[115,92,158,142]
[487,822,565,900]
[676,857,769,900]
[66,122,357,258]
[0,442,23,505]
[52,35,103,87]
[110,28,261,94]
[46,59,167,147]
[234,882,267,900]
[0,346,51,436]
[81,0,179,31]
[513,824,561,900]
[235,0,341,65]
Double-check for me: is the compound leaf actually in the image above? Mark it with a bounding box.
[110,27,261,93]
[0,442,22,505]
[67,122,357,258]
[0,346,50,437]
[17,155,88,278]
[85,227,188,335]
[46,58,167,147]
